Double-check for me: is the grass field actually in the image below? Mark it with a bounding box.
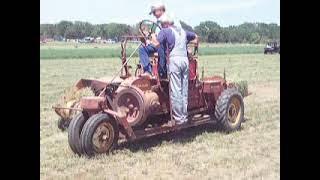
[40,42,264,59]
[40,43,280,179]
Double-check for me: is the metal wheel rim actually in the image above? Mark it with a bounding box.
[227,97,241,125]
[92,122,114,153]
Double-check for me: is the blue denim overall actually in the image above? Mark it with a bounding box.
[167,27,189,123]
[139,20,167,78]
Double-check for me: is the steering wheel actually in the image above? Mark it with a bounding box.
[139,20,161,40]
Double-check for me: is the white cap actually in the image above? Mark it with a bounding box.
[158,13,174,24]
[149,1,166,15]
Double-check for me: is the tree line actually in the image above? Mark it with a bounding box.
[40,20,279,44]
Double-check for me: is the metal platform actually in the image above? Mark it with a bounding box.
[132,114,215,141]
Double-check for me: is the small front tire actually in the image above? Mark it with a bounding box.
[68,112,88,155]
[80,113,119,157]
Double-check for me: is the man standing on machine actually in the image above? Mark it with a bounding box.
[150,13,198,125]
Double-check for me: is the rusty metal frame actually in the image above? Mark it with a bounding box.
[103,106,212,142]
[103,108,136,139]
[131,113,214,141]
[52,106,83,111]
[109,37,142,83]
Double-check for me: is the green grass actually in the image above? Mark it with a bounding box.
[40,42,264,59]
[40,52,280,179]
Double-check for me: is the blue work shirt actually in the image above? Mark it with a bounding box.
[156,28,196,54]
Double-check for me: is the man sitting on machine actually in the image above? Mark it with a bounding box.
[139,1,182,79]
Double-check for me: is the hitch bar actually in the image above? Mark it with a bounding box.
[52,106,83,111]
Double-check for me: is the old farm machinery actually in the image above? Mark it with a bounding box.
[53,20,250,157]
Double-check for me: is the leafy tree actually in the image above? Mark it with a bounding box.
[40,24,57,38]
[249,32,260,44]
[195,21,221,42]
[56,21,73,38]
[180,21,194,32]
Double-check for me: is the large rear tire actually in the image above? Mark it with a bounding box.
[214,88,244,132]
[68,112,88,155]
[80,113,119,157]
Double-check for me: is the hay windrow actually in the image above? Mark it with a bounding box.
[234,80,248,97]
[55,87,95,107]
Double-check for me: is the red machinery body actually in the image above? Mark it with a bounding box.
[57,31,250,157]
[53,21,250,157]
[76,36,243,141]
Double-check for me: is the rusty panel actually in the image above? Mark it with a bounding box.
[202,75,225,83]
[203,81,225,102]
[203,81,221,93]
[80,97,105,110]
[188,86,205,109]
[212,85,224,101]
[189,58,197,80]
[132,78,152,91]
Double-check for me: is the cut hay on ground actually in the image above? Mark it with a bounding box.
[55,87,95,107]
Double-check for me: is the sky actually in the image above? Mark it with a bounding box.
[40,0,280,27]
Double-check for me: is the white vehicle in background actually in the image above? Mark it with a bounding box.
[105,39,116,44]
[94,37,102,43]
[79,37,94,43]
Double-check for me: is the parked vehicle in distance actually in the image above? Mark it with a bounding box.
[105,39,116,44]
[79,37,95,43]
[264,41,280,54]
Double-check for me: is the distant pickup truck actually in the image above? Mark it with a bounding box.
[264,42,280,54]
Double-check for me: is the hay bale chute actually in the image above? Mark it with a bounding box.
[54,87,95,121]
[62,86,95,104]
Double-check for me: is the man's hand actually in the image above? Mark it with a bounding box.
[150,33,160,48]
[150,33,157,42]
[147,34,156,45]
[146,39,152,45]
[145,33,156,45]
